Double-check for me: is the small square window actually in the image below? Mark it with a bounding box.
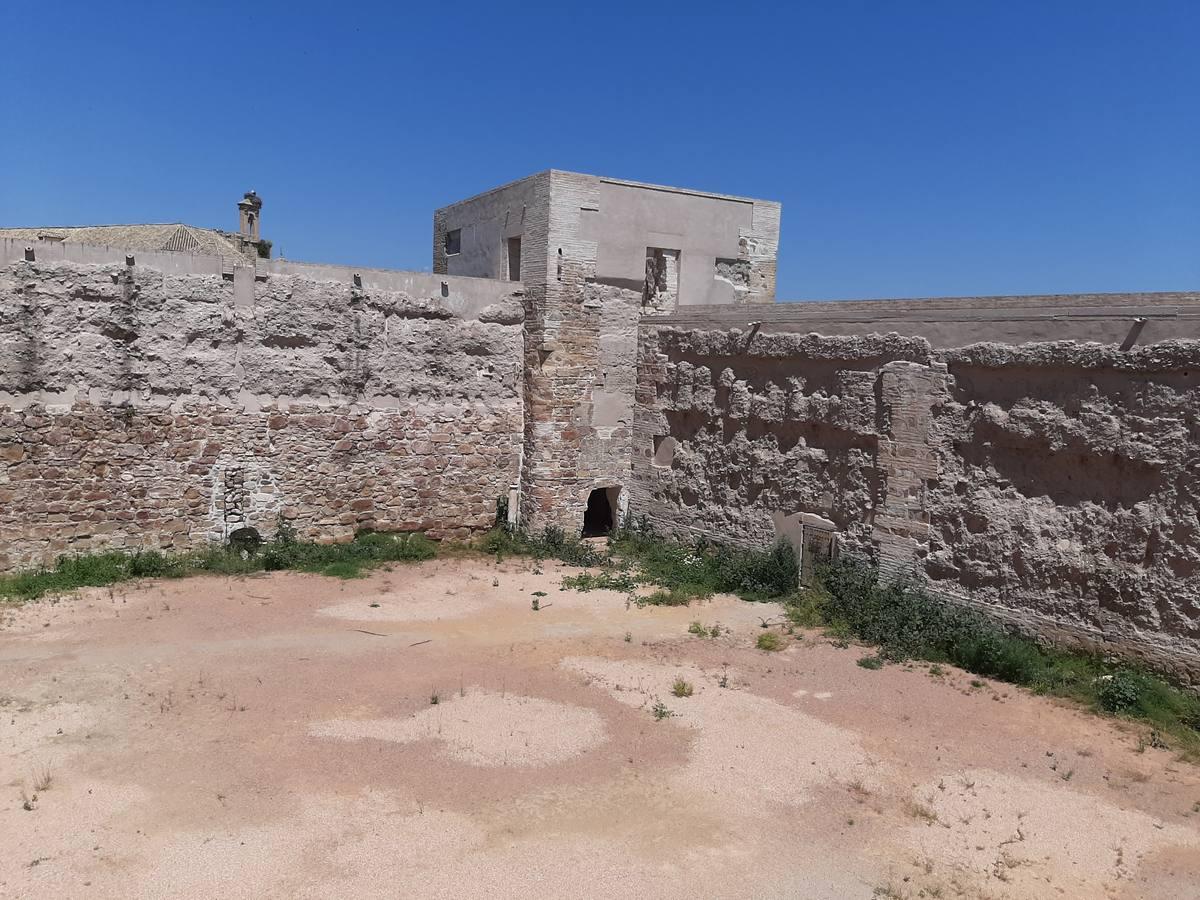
[444,229,462,256]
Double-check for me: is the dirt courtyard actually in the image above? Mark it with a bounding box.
[2,555,1198,899]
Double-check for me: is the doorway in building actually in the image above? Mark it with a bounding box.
[582,487,615,537]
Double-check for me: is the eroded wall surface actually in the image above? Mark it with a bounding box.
[0,257,525,569]
[633,325,1200,681]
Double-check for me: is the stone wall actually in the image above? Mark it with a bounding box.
[632,324,1200,682]
[0,256,525,569]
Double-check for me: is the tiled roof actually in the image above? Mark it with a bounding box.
[0,224,250,260]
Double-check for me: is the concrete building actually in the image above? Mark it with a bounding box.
[433,170,780,309]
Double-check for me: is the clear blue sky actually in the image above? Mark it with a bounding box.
[4,1,1196,300]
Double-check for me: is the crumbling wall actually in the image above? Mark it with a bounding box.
[631,327,932,549]
[632,324,1200,681]
[926,341,1200,680]
[0,258,525,569]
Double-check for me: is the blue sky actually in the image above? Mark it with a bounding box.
[4,1,1197,300]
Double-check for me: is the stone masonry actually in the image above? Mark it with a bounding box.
[0,248,524,569]
[4,170,1200,682]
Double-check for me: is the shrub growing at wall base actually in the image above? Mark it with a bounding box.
[819,558,1043,681]
[0,529,438,602]
[478,526,607,567]
[607,516,800,603]
[260,528,436,573]
[814,556,1200,760]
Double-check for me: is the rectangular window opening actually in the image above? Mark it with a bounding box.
[643,247,680,312]
[444,229,461,256]
[507,236,522,281]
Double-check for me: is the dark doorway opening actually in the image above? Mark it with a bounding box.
[582,488,615,537]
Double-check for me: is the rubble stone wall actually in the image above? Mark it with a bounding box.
[632,325,1200,681]
[0,257,525,569]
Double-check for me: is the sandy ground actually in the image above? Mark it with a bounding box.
[1,555,1198,899]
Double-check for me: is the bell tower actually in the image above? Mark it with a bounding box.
[237,190,262,242]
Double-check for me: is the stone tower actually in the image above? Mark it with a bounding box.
[433,170,781,534]
[238,191,262,243]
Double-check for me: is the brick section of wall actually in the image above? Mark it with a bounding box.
[0,258,525,568]
[517,173,642,529]
[738,199,782,304]
[632,323,1200,682]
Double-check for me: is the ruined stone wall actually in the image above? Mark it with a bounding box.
[0,257,525,569]
[632,324,1200,681]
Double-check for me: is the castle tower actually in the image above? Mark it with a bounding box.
[433,171,781,534]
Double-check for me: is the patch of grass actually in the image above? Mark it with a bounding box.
[687,620,722,639]
[905,799,939,824]
[0,526,439,603]
[479,525,607,568]
[608,515,799,603]
[638,585,704,607]
[651,699,673,720]
[561,570,637,592]
[482,517,800,610]
[670,678,694,698]
[317,560,366,580]
[857,655,884,670]
[812,556,1200,762]
[756,631,785,652]
[785,585,829,627]
[32,765,52,793]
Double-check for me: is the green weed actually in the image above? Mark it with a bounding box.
[812,557,1200,762]
[479,526,607,567]
[561,570,637,592]
[756,631,785,652]
[0,527,438,603]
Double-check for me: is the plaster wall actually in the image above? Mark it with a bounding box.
[632,324,1200,682]
[432,174,548,283]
